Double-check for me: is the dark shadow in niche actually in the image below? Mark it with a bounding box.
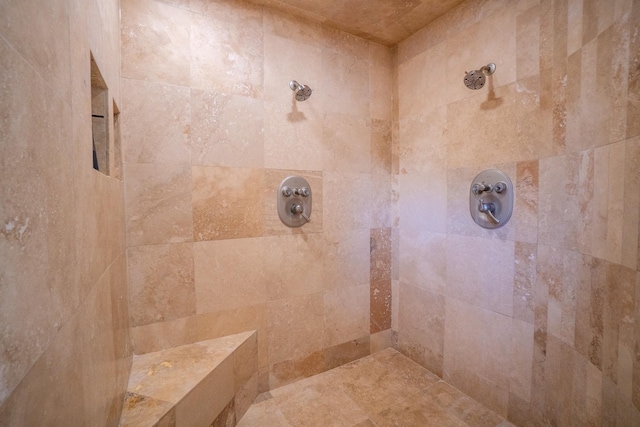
[480,76,503,110]
[91,52,109,174]
[287,96,307,122]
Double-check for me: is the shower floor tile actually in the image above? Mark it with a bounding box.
[237,348,516,427]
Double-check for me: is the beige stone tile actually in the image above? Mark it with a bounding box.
[277,383,369,427]
[175,356,235,426]
[544,336,576,426]
[396,14,447,65]
[267,293,325,364]
[119,393,174,427]
[446,235,515,317]
[79,270,118,423]
[321,51,370,116]
[399,229,446,295]
[323,229,370,290]
[627,1,640,139]
[235,372,258,422]
[622,137,640,270]
[127,243,195,327]
[538,155,568,248]
[446,84,520,169]
[263,33,324,104]
[0,307,85,425]
[515,76,543,164]
[269,351,326,390]
[516,5,540,80]
[513,241,536,324]
[398,106,447,174]
[397,172,447,233]
[121,0,190,85]
[263,169,323,235]
[190,4,263,97]
[263,234,325,299]
[0,0,71,102]
[262,6,324,48]
[194,238,267,314]
[323,112,371,174]
[324,336,371,371]
[398,43,448,117]
[0,35,77,403]
[323,173,372,234]
[509,319,534,403]
[371,119,392,174]
[324,284,370,347]
[397,284,445,375]
[192,166,264,241]
[130,316,199,355]
[321,25,370,61]
[370,228,391,281]
[263,99,324,171]
[121,78,191,165]
[443,297,511,414]
[446,3,517,104]
[370,62,393,121]
[236,397,292,427]
[370,330,393,354]
[514,160,539,243]
[124,162,193,246]
[370,173,393,229]
[370,279,392,334]
[190,89,264,168]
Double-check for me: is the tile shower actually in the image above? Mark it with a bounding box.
[1,0,639,426]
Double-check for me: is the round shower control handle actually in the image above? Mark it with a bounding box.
[291,203,310,222]
[472,183,493,195]
[479,199,499,224]
[282,186,293,197]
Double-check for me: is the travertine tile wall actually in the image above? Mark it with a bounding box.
[395,0,640,424]
[0,0,131,424]
[120,0,393,391]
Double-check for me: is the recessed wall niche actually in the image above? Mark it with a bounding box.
[112,100,122,180]
[90,53,109,175]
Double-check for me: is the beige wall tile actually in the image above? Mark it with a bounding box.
[324,284,370,347]
[121,78,191,165]
[371,119,392,175]
[190,5,263,97]
[263,99,324,171]
[398,283,445,375]
[191,89,264,168]
[446,235,515,317]
[192,166,264,241]
[125,162,193,246]
[323,112,371,174]
[323,229,370,290]
[397,172,447,232]
[131,316,199,354]
[121,0,190,85]
[398,44,447,117]
[267,294,325,364]
[445,3,516,104]
[194,238,268,314]
[516,5,540,80]
[370,62,393,121]
[0,0,71,103]
[127,243,196,327]
[321,50,370,116]
[398,105,447,174]
[323,173,372,234]
[263,234,325,299]
[399,229,446,295]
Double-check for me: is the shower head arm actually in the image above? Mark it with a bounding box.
[479,63,496,75]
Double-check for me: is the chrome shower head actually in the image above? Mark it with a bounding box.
[463,63,496,90]
[290,80,312,101]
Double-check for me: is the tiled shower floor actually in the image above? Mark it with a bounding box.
[237,348,516,427]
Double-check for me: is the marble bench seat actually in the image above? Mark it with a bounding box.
[119,331,258,427]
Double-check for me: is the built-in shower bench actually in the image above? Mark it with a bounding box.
[119,331,258,427]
